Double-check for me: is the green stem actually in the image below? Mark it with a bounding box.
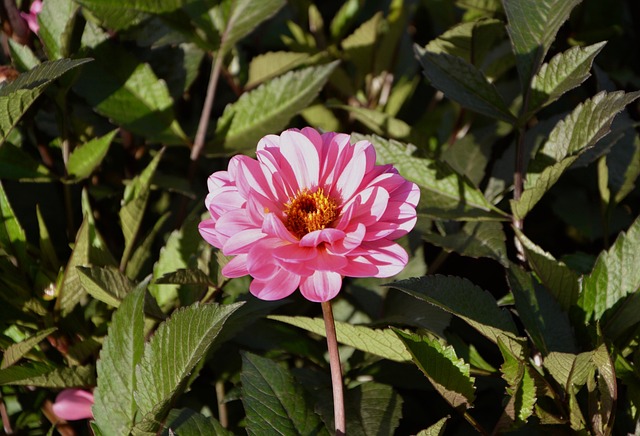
[321,300,345,435]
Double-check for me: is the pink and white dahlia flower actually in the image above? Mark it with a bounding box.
[199,128,420,302]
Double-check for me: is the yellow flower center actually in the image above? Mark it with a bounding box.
[284,188,339,239]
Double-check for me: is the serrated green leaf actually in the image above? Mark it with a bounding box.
[516,230,579,311]
[588,344,615,436]
[241,352,329,436]
[211,62,338,154]
[1,328,57,369]
[73,43,187,145]
[154,268,215,287]
[0,363,94,387]
[503,0,582,92]
[120,150,163,269]
[0,182,28,269]
[93,287,145,435]
[0,59,91,145]
[38,0,79,59]
[389,275,518,344]
[67,130,117,180]
[507,265,576,355]
[133,302,242,433]
[414,45,515,123]
[246,51,309,88]
[395,329,475,410]
[77,265,134,308]
[58,215,116,316]
[0,143,54,182]
[529,42,606,112]
[74,0,191,31]
[162,408,233,436]
[422,221,508,266]
[334,382,403,436]
[218,0,285,55]
[416,416,449,436]
[578,216,640,321]
[269,315,411,362]
[354,134,508,221]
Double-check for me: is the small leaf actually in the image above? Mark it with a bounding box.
[154,268,216,287]
[126,212,170,281]
[211,62,338,154]
[516,230,580,311]
[0,58,92,145]
[119,150,163,269]
[354,134,508,221]
[395,329,475,410]
[38,0,80,59]
[0,182,28,269]
[74,0,191,31]
[506,265,576,355]
[414,45,515,123]
[269,315,411,362]
[503,0,582,92]
[67,130,117,181]
[162,408,233,436]
[1,328,57,369]
[0,143,54,182]
[422,221,508,266]
[93,287,145,436]
[544,351,592,394]
[416,416,449,436]
[529,42,606,112]
[389,275,518,344]
[578,216,640,321]
[133,302,242,433]
[246,51,309,88]
[588,344,616,436]
[36,204,59,270]
[333,105,411,139]
[241,352,328,436]
[218,0,285,56]
[77,265,133,310]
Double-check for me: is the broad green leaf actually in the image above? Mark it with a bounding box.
[0,182,28,269]
[119,150,163,269]
[354,134,508,220]
[38,0,79,59]
[0,143,54,182]
[73,43,187,145]
[578,216,640,321]
[441,126,495,186]
[506,265,576,355]
[422,221,508,266]
[503,0,582,92]
[0,328,57,369]
[161,408,233,436]
[211,62,338,154]
[333,105,411,139]
[389,275,518,344]
[337,382,403,436]
[511,91,640,219]
[529,42,606,112]
[133,302,242,433]
[246,51,309,88]
[414,45,515,123]
[67,130,117,181]
[269,315,411,362]
[218,0,286,56]
[516,230,579,310]
[241,352,329,436]
[58,215,116,316]
[74,0,193,31]
[495,335,537,431]
[0,363,95,387]
[544,351,592,394]
[93,287,145,436]
[395,329,475,410]
[0,58,91,145]
[601,291,640,340]
[588,345,615,436]
[77,266,134,308]
[8,38,40,71]
[417,416,449,436]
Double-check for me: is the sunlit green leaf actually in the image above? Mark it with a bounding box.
[211,62,338,154]
[77,265,134,308]
[218,0,285,56]
[38,0,80,59]
[0,363,95,387]
[67,130,117,181]
[162,408,233,436]
[416,416,449,436]
[246,51,309,88]
[0,328,57,369]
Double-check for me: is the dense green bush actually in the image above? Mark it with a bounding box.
[1,0,639,434]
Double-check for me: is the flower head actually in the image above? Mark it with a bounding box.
[52,388,94,421]
[20,0,42,34]
[199,128,420,302]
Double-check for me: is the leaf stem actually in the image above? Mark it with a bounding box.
[191,52,224,162]
[321,300,345,435]
[513,126,526,262]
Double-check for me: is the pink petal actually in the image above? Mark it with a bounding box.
[330,222,366,254]
[353,240,409,277]
[299,271,343,302]
[279,130,320,190]
[198,219,222,248]
[221,254,249,278]
[335,140,376,201]
[262,213,298,243]
[250,268,301,300]
[222,228,266,255]
[272,244,318,261]
[52,389,94,421]
[299,228,345,247]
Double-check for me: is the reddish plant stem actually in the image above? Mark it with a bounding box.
[321,300,345,435]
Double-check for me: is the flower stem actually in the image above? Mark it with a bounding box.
[321,300,345,435]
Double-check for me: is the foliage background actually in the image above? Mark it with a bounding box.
[1,0,640,434]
